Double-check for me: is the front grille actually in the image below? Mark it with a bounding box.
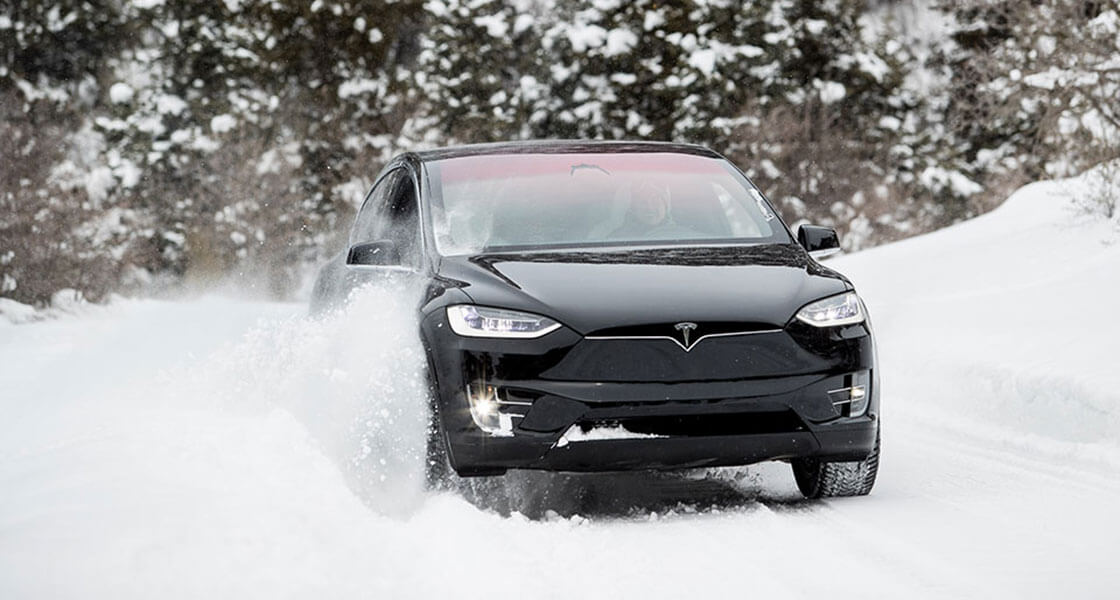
[540,330,820,382]
[578,410,807,437]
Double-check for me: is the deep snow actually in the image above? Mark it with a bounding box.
[1,174,1118,599]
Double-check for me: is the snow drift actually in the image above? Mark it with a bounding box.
[834,174,1120,466]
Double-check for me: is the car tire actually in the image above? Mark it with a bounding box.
[792,428,880,499]
[424,406,453,491]
[422,364,455,491]
[422,374,514,511]
[424,412,515,514]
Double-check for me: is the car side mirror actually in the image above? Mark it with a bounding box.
[346,240,401,266]
[798,225,841,260]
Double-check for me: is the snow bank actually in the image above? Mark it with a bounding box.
[0,290,100,325]
[834,169,1120,465]
[0,298,40,325]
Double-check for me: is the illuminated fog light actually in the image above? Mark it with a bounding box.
[849,385,868,414]
[466,384,511,435]
[827,371,871,417]
[849,371,870,416]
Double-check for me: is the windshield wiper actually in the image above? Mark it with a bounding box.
[570,163,611,176]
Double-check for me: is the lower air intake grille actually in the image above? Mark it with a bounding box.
[580,410,807,437]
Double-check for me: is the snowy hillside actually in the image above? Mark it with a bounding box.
[1,175,1118,599]
[835,174,1120,465]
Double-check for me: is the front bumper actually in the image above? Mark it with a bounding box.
[422,313,880,475]
[443,378,879,474]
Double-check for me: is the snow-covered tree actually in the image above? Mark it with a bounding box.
[417,0,777,144]
[417,0,550,142]
[414,0,949,249]
[95,0,424,290]
[937,0,1120,181]
[0,89,124,306]
[0,0,128,90]
[535,0,768,143]
[0,0,135,305]
[727,0,939,248]
[7,0,1116,305]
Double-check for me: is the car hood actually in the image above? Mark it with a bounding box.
[436,244,851,334]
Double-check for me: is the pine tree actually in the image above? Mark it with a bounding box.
[97,0,424,292]
[417,0,551,142]
[937,0,1120,181]
[727,0,932,247]
[538,0,762,144]
[1,0,132,305]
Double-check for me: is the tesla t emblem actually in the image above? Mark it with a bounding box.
[674,322,698,349]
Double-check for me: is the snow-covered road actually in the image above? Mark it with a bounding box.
[2,177,1118,599]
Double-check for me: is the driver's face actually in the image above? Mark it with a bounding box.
[632,185,668,225]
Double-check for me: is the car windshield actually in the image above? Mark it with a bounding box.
[425,151,790,255]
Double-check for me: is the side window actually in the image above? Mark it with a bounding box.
[374,170,422,266]
[350,170,399,246]
[350,167,422,267]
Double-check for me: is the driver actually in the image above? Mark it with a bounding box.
[611,181,674,239]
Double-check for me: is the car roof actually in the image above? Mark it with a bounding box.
[412,140,724,162]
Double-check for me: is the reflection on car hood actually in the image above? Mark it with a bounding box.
[436,244,851,333]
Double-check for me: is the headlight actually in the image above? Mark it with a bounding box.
[446,305,562,338]
[795,292,865,327]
